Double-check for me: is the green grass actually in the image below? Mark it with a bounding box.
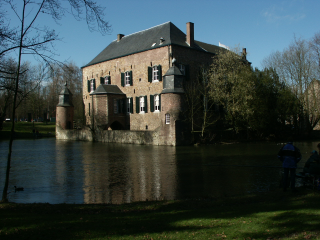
[1,188,319,239]
[0,122,55,140]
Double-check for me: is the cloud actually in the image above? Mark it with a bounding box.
[262,4,305,23]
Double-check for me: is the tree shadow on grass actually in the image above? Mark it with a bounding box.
[0,189,319,239]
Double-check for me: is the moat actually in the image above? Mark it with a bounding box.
[0,138,317,204]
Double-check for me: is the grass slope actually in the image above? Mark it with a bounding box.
[0,122,55,140]
[0,188,319,239]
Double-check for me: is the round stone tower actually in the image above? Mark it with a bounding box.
[56,82,74,130]
[160,62,191,145]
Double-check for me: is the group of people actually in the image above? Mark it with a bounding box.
[277,141,320,192]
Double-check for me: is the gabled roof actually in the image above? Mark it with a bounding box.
[83,22,222,68]
[90,84,125,95]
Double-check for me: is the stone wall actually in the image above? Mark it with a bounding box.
[56,126,178,145]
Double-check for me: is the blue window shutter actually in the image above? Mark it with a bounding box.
[108,76,111,84]
[121,73,124,86]
[148,67,152,82]
[93,79,96,90]
[100,77,104,84]
[158,65,162,81]
[150,95,154,112]
[87,80,90,92]
[129,71,133,86]
[136,97,140,113]
[159,94,161,112]
[144,96,148,113]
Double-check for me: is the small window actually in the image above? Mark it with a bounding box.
[126,98,133,114]
[105,76,111,84]
[153,66,159,81]
[125,72,130,85]
[148,65,162,83]
[114,99,118,114]
[121,71,132,87]
[154,95,160,111]
[87,79,96,93]
[165,114,170,124]
[179,64,185,75]
[140,97,145,113]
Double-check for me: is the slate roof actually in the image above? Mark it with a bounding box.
[90,84,125,95]
[83,22,222,68]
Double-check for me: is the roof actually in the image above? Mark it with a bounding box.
[164,65,183,76]
[90,84,125,95]
[83,22,222,68]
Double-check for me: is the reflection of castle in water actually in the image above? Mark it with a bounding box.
[81,144,177,204]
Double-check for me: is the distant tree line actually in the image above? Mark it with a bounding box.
[0,59,84,127]
[184,31,320,143]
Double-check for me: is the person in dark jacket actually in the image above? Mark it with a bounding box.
[303,150,320,175]
[278,141,302,192]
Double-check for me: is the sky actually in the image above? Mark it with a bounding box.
[3,0,320,70]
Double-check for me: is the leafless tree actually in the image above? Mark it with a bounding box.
[1,0,110,203]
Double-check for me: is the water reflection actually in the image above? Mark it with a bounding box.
[81,144,177,204]
[0,139,317,204]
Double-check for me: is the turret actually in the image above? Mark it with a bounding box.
[56,82,74,129]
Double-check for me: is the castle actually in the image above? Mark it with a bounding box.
[56,22,243,145]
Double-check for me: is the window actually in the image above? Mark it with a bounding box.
[126,98,133,114]
[140,97,145,113]
[121,71,133,86]
[148,65,162,82]
[87,79,96,93]
[114,99,118,114]
[153,66,159,81]
[165,114,170,124]
[125,72,130,85]
[100,76,111,85]
[150,94,161,112]
[179,64,185,75]
[136,96,148,114]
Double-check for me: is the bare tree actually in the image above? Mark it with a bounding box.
[262,37,317,133]
[1,0,110,203]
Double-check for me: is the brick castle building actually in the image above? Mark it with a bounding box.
[57,22,240,145]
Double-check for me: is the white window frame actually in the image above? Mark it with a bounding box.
[127,98,131,114]
[90,80,95,92]
[125,71,130,86]
[154,94,160,112]
[152,66,159,82]
[105,76,110,85]
[140,97,145,113]
[165,114,170,124]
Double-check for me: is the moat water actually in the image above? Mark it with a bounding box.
[0,138,317,204]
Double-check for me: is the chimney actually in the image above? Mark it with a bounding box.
[242,48,247,60]
[117,34,125,42]
[186,22,194,47]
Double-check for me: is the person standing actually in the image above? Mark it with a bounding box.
[278,141,302,192]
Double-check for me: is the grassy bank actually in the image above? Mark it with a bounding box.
[1,188,319,240]
[0,122,55,140]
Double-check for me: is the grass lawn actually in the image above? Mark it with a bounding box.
[0,122,55,140]
[0,188,319,239]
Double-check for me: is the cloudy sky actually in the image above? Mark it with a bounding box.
[4,0,320,70]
